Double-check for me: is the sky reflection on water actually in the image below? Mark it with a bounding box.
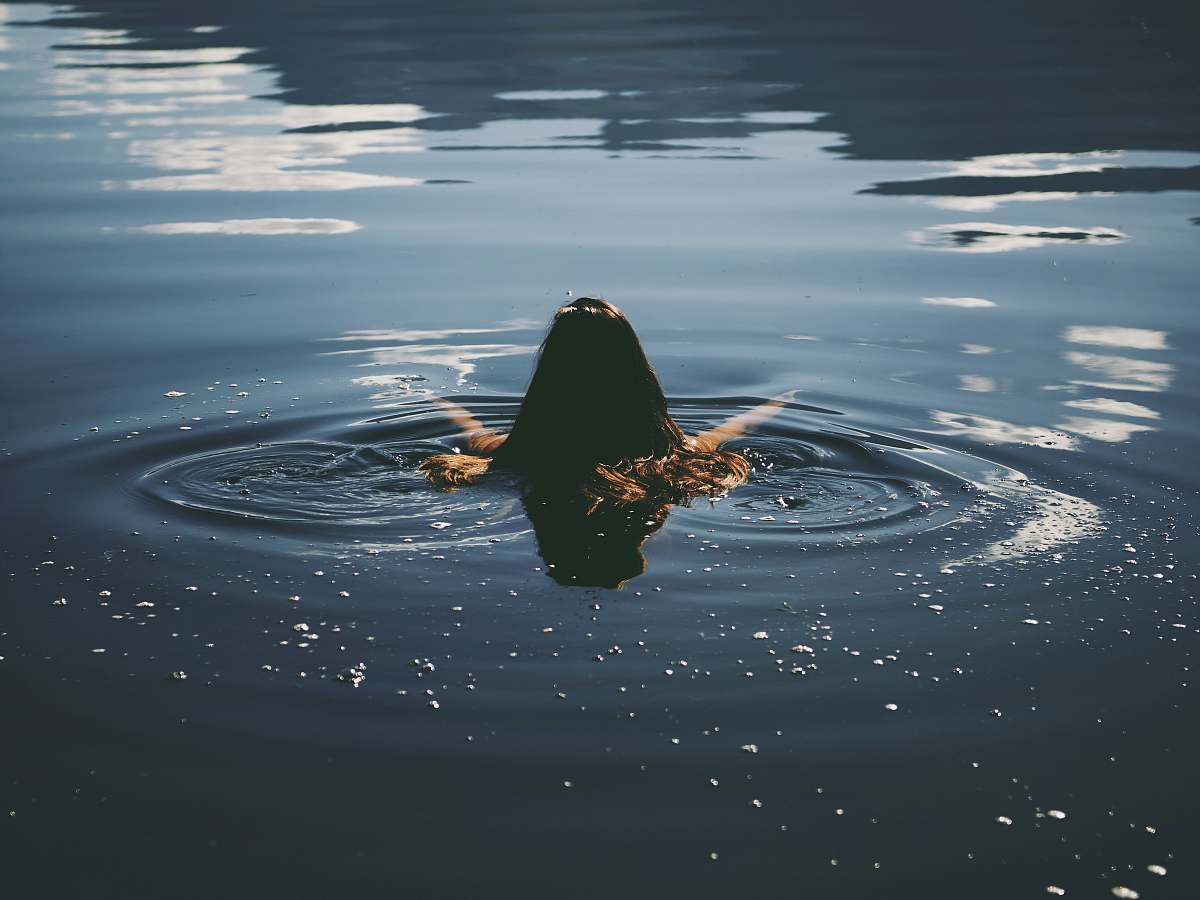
[2,0,1194,541]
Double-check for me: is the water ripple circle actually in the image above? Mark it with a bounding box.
[134,400,1100,566]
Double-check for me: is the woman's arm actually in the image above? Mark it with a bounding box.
[688,391,797,451]
[432,396,506,454]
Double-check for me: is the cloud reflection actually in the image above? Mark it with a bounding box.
[1062,398,1159,419]
[123,102,428,130]
[51,62,256,97]
[937,151,1122,180]
[921,296,996,308]
[913,222,1127,253]
[59,27,136,46]
[130,217,361,235]
[350,374,433,403]
[330,343,536,385]
[496,89,609,101]
[120,129,426,191]
[125,171,422,192]
[1064,351,1173,392]
[55,47,252,66]
[1045,330,1169,443]
[928,411,1079,450]
[52,94,250,117]
[957,375,997,393]
[41,25,433,194]
[867,147,1200,213]
[323,321,540,386]
[864,150,1128,212]
[1063,325,1169,351]
[928,191,1099,213]
[1055,417,1156,443]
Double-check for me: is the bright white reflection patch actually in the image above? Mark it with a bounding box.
[957,375,997,393]
[43,28,432,193]
[1063,325,1169,351]
[928,411,1078,450]
[65,29,135,47]
[950,471,1103,566]
[124,102,427,130]
[1065,352,1174,392]
[1062,398,1159,419]
[51,63,256,96]
[131,218,361,235]
[496,89,608,101]
[960,344,995,355]
[53,94,250,117]
[921,297,996,309]
[929,191,1109,213]
[329,344,536,384]
[120,127,427,191]
[55,47,253,66]
[323,321,541,384]
[932,151,1121,180]
[742,111,824,125]
[1055,417,1156,443]
[125,172,422,192]
[350,374,434,403]
[912,222,1126,253]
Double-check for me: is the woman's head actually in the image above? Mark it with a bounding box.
[492,297,685,472]
[421,296,748,511]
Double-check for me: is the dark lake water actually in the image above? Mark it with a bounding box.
[1,2,1197,897]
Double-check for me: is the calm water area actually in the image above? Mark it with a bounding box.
[1,2,1197,896]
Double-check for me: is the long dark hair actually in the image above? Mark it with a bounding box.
[422,297,748,504]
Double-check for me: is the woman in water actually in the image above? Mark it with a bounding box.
[421,296,790,507]
[421,296,792,586]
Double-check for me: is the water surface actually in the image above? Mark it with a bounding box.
[1,2,1197,897]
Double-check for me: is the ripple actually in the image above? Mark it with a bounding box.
[132,398,1101,569]
[138,439,528,542]
[724,435,948,536]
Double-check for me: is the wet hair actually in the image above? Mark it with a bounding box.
[421,297,748,505]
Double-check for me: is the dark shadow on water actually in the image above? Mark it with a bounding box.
[864,165,1200,201]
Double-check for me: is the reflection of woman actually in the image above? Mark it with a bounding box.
[520,491,669,588]
[421,297,790,584]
